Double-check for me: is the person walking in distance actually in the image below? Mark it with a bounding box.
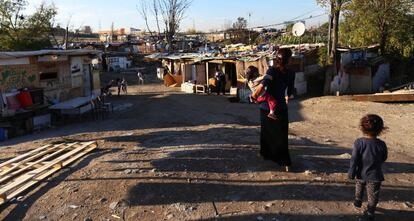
[215,68,226,95]
[137,71,144,85]
[116,78,122,96]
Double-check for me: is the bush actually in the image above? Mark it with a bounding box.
[318,46,330,67]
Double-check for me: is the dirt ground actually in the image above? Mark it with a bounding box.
[0,69,413,221]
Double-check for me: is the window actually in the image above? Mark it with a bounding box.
[39,72,58,81]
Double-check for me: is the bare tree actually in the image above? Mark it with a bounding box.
[152,0,161,35]
[157,0,192,49]
[138,0,154,37]
[138,0,191,50]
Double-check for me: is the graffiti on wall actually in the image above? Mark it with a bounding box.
[0,69,37,92]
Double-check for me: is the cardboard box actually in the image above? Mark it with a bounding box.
[33,114,51,129]
[181,82,195,93]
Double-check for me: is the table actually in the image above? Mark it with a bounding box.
[49,97,93,115]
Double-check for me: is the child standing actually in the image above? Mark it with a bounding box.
[121,78,128,94]
[348,114,388,221]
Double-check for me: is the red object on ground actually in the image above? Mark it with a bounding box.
[17,91,33,108]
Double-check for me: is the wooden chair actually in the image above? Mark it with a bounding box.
[98,95,113,113]
[90,99,108,120]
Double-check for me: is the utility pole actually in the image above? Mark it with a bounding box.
[64,15,72,50]
[192,18,196,32]
[248,12,252,45]
[111,22,114,43]
[64,26,69,50]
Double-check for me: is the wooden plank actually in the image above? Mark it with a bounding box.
[0,144,66,176]
[9,162,49,168]
[0,142,92,195]
[0,144,52,169]
[0,141,97,204]
[0,143,79,184]
[350,93,414,103]
[5,142,97,202]
[5,163,61,202]
[0,144,73,179]
[389,81,414,92]
[60,142,98,167]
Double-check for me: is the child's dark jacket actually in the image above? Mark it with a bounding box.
[348,138,388,182]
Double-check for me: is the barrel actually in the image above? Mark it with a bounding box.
[17,91,33,108]
[0,128,7,141]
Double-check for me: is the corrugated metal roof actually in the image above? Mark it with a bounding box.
[0,49,102,59]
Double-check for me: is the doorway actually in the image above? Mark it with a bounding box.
[224,62,237,87]
[83,64,93,96]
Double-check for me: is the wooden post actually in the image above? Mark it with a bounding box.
[206,62,210,94]
[64,26,69,50]
[327,14,333,59]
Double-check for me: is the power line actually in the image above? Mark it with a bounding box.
[203,13,328,35]
[288,9,324,21]
[250,13,328,29]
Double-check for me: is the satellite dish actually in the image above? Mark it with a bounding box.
[292,22,306,37]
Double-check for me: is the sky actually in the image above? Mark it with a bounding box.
[27,0,329,32]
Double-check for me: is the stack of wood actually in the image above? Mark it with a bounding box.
[349,81,414,103]
[0,141,98,205]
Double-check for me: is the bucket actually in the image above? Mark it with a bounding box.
[17,91,33,108]
[0,128,8,141]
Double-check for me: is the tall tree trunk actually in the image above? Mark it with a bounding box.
[379,23,388,55]
[325,0,343,95]
[330,5,340,65]
[153,0,162,35]
[167,20,175,50]
[327,1,335,60]
[64,26,69,50]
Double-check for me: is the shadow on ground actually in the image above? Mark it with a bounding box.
[104,126,414,220]
[105,128,414,175]
[126,181,413,206]
[0,91,305,147]
[196,209,414,221]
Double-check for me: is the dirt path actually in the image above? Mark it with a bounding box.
[0,78,413,221]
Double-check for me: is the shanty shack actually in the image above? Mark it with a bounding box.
[0,49,101,100]
[104,52,132,72]
[331,47,390,95]
[147,45,321,96]
[0,49,101,140]
[147,52,271,94]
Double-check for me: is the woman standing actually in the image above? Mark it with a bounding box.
[251,48,295,172]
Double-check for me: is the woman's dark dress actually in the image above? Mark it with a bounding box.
[259,67,295,166]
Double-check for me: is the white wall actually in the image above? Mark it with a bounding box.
[0,58,30,66]
[107,57,131,71]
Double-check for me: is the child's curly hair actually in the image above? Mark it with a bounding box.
[360,114,386,137]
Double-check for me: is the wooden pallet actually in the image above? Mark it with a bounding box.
[0,141,98,205]
[347,93,414,103]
